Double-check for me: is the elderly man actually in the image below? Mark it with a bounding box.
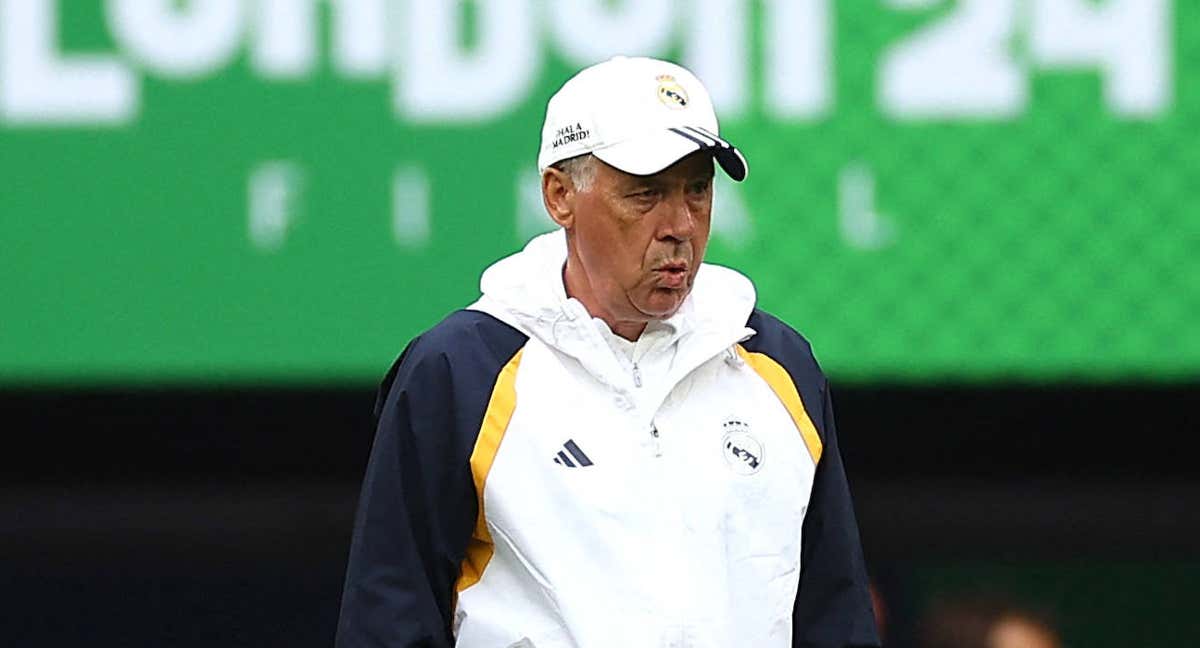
[336,56,880,648]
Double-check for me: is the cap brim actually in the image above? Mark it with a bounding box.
[592,125,748,182]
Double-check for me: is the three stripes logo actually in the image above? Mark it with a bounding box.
[552,439,593,468]
[667,125,733,151]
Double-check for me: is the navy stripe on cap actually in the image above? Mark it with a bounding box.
[669,127,710,148]
[688,125,732,149]
[668,127,748,182]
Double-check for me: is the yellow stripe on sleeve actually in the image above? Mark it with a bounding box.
[456,347,524,592]
[735,345,824,465]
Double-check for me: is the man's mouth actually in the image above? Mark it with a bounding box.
[653,262,689,288]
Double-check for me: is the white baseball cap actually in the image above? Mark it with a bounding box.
[537,56,748,182]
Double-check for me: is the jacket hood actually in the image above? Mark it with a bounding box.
[469,229,757,395]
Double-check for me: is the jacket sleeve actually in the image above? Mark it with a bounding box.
[336,311,528,647]
[791,379,880,648]
[334,336,476,648]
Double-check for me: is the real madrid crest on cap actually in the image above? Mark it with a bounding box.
[721,417,763,475]
[656,74,689,109]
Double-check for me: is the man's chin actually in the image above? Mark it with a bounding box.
[636,288,688,320]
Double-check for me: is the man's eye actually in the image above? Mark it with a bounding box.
[688,181,711,194]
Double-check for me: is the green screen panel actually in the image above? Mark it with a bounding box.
[2,1,1196,385]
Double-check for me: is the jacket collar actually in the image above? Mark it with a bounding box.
[469,229,757,397]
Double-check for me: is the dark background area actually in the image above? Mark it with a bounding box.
[5,382,1197,647]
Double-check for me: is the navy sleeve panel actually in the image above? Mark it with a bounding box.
[743,309,881,648]
[743,310,826,440]
[336,310,528,648]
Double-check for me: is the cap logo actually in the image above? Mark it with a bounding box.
[551,121,590,150]
[656,74,689,109]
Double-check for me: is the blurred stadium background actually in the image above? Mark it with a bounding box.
[3,1,1197,646]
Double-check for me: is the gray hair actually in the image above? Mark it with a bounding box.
[551,154,597,191]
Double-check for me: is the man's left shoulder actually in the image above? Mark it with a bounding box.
[740,309,835,440]
[742,308,822,374]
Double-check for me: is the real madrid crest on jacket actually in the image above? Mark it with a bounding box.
[336,230,879,648]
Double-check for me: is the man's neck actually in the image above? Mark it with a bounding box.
[561,259,647,341]
[607,319,648,342]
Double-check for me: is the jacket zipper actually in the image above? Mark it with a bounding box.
[649,425,662,457]
[632,362,642,387]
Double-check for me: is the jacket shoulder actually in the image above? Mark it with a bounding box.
[741,308,830,440]
[742,309,822,377]
[375,310,528,417]
[414,309,528,362]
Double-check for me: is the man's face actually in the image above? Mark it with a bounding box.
[568,151,715,325]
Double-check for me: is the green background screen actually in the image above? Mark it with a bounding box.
[3,1,1196,385]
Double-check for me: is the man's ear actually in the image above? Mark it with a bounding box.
[542,167,576,229]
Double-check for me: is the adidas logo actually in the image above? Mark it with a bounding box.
[552,439,593,467]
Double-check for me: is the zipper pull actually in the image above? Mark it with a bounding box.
[649,425,662,457]
[632,362,642,388]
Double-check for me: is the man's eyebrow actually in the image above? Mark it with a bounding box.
[621,176,660,190]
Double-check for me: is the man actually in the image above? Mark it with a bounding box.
[336,55,880,648]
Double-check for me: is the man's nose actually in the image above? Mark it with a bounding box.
[658,192,696,242]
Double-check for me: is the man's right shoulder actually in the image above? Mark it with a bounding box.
[375,310,529,416]
[409,309,527,360]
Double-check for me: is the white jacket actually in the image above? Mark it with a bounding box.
[337,231,879,648]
